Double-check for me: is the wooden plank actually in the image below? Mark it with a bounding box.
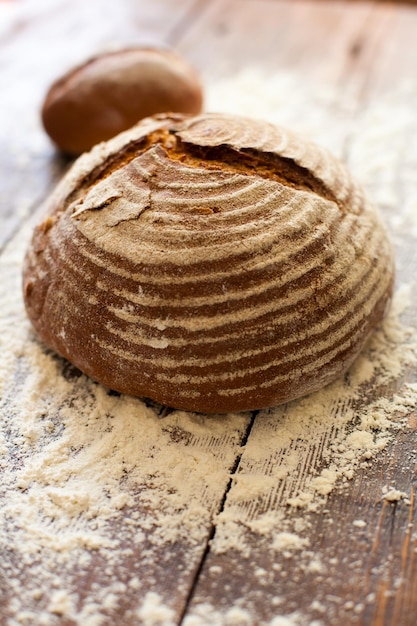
[181,0,417,623]
[178,0,375,82]
[178,0,417,113]
[357,2,417,99]
[0,0,204,252]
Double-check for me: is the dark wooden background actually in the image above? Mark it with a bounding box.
[1,1,417,625]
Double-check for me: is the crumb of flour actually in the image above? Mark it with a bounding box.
[382,486,410,503]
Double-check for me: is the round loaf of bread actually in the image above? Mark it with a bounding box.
[41,47,203,155]
[23,112,394,413]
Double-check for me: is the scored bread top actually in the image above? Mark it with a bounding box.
[23,112,394,413]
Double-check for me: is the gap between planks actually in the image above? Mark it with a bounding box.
[177,410,259,625]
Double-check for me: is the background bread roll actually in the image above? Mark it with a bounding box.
[41,47,203,155]
[23,112,394,413]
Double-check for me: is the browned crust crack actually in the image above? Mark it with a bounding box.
[168,137,339,206]
[64,118,340,215]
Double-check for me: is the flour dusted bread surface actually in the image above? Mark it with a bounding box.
[23,112,394,413]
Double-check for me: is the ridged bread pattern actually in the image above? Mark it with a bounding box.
[23,112,394,413]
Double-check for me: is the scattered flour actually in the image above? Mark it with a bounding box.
[0,233,250,624]
[1,66,417,626]
[182,605,321,626]
[182,604,254,626]
[137,593,176,626]
[208,284,417,560]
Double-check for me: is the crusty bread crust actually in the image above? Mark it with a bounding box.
[41,48,203,155]
[23,112,395,413]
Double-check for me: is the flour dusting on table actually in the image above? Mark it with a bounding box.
[1,69,417,626]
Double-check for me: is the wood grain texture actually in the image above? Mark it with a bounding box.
[179,0,375,82]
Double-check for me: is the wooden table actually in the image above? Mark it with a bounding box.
[1,1,417,625]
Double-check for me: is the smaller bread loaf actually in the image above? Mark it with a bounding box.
[41,47,203,155]
[23,112,394,414]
